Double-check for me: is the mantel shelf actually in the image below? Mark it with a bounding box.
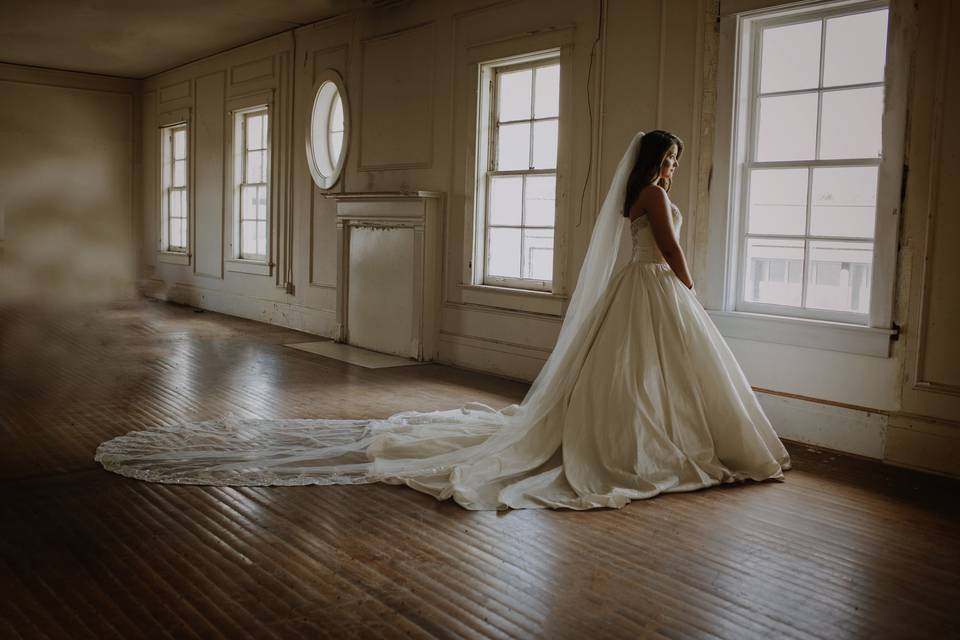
[320,190,444,202]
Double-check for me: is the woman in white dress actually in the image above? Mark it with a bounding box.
[96,130,790,511]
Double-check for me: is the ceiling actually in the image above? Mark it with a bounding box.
[0,0,370,79]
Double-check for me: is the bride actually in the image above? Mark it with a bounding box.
[96,130,791,511]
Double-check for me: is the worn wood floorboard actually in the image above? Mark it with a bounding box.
[1,300,957,639]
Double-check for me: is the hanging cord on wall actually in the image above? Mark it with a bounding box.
[576,0,605,227]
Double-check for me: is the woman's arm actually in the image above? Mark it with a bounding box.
[631,186,694,289]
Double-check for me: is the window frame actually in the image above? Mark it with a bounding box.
[156,108,191,266]
[305,69,349,191]
[474,49,562,293]
[225,91,274,276]
[705,0,907,356]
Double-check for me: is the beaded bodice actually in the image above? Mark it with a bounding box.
[629,204,683,264]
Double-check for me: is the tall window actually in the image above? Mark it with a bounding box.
[160,123,188,253]
[733,2,889,323]
[233,106,270,262]
[476,53,560,291]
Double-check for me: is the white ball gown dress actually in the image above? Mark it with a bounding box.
[96,132,790,511]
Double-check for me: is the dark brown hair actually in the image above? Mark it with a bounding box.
[622,130,684,217]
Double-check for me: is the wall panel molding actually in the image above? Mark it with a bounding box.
[357,21,436,171]
[230,55,275,85]
[159,80,191,103]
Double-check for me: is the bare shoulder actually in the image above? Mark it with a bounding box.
[631,184,671,219]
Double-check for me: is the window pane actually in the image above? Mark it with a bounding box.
[747,168,807,235]
[241,221,258,257]
[170,189,182,219]
[179,190,187,221]
[489,176,522,226]
[247,113,267,149]
[178,197,188,247]
[257,221,268,258]
[522,228,554,281]
[744,238,804,307]
[760,21,821,93]
[246,115,263,150]
[173,129,187,160]
[330,132,343,163]
[498,69,532,121]
[806,240,872,313]
[532,120,558,169]
[534,64,560,118]
[524,175,556,227]
[240,185,257,221]
[810,167,877,237]
[170,218,183,250]
[487,227,521,278]
[173,160,186,187]
[819,87,883,159]
[756,93,818,161]
[330,94,344,132]
[496,122,530,170]
[824,10,888,87]
[256,185,268,221]
[246,150,265,183]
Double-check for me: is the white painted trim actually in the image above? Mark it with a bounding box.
[158,251,191,266]
[305,69,349,190]
[456,284,567,316]
[438,332,549,383]
[707,0,905,344]
[708,309,895,356]
[225,258,272,276]
[459,27,577,315]
[756,391,887,458]
[157,107,190,128]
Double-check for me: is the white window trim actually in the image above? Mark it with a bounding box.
[459,28,575,315]
[476,54,561,293]
[225,90,274,277]
[157,108,191,265]
[706,0,909,357]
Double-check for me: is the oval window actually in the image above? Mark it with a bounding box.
[306,70,349,189]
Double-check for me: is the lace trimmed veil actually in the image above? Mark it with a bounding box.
[95,132,647,509]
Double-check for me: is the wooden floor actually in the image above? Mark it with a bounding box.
[1,301,958,639]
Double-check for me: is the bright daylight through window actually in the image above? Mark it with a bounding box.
[736,5,888,322]
[478,54,560,291]
[160,123,188,253]
[234,107,270,262]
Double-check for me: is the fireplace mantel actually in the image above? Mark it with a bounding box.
[323,191,444,361]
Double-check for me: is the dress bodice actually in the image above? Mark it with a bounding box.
[629,203,683,264]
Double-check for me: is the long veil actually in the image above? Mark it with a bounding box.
[95,132,647,510]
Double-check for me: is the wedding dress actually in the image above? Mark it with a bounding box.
[95,132,790,510]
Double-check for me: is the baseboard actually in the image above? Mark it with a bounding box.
[884,413,960,478]
[755,391,887,459]
[143,279,337,337]
[437,332,548,383]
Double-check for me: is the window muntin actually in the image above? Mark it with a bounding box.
[234,107,269,262]
[478,56,561,291]
[160,123,188,253]
[328,94,344,164]
[736,4,889,322]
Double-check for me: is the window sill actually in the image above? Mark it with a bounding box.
[457,283,568,316]
[158,251,191,266]
[706,309,896,358]
[225,259,272,276]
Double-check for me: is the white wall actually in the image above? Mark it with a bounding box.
[0,63,138,305]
